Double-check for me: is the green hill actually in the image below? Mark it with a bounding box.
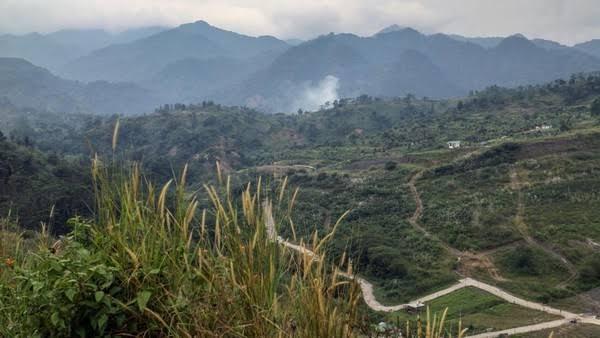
[0,134,90,232]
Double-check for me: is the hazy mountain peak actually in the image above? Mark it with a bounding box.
[177,20,217,34]
[496,34,537,51]
[377,26,421,37]
[376,24,406,35]
[510,33,527,39]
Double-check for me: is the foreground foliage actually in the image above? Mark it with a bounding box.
[1,161,364,337]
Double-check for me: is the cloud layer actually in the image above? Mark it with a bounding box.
[1,0,599,44]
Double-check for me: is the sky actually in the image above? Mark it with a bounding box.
[1,0,599,45]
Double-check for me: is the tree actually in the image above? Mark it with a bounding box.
[0,130,5,142]
[559,114,573,132]
[591,98,600,117]
[384,161,397,171]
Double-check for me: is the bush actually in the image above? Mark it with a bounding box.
[579,253,600,288]
[0,162,363,337]
[2,233,128,337]
[591,98,600,117]
[384,161,397,171]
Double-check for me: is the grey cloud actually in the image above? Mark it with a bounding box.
[1,0,600,44]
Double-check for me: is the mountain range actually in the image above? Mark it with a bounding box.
[3,21,600,114]
[0,57,161,114]
[0,26,167,72]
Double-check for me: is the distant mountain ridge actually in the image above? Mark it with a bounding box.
[3,21,600,114]
[217,30,600,111]
[0,26,168,72]
[61,20,289,83]
[0,57,162,114]
[575,39,600,59]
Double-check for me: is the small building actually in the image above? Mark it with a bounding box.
[535,125,552,131]
[447,141,462,149]
[405,301,425,314]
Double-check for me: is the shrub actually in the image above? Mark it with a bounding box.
[384,161,397,171]
[1,162,363,337]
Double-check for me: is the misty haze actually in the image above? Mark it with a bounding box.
[1,1,600,337]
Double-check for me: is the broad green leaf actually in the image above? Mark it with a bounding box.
[95,291,104,302]
[97,313,108,330]
[65,288,76,302]
[136,290,152,311]
[51,312,60,327]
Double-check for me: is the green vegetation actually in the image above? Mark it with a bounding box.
[2,73,600,334]
[0,162,363,337]
[518,324,600,338]
[419,162,519,250]
[385,288,560,335]
[0,137,90,232]
[287,167,455,303]
[591,97,600,117]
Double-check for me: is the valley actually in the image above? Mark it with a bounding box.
[2,14,600,337]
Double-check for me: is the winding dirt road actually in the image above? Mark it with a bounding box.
[408,171,506,281]
[262,169,599,337]
[510,167,579,286]
[407,171,457,256]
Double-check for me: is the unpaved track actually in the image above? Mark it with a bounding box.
[408,171,506,281]
[510,167,578,286]
[408,171,461,257]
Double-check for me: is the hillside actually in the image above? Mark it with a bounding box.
[32,20,598,113]
[0,27,167,72]
[62,20,289,83]
[575,39,600,59]
[217,30,600,111]
[0,57,162,114]
[0,135,90,232]
[2,71,600,335]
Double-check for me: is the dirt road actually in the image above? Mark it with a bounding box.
[262,172,599,337]
[408,171,507,281]
[510,167,578,286]
[408,171,461,256]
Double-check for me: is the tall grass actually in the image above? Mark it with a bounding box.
[90,157,368,336]
[1,157,364,337]
[0,153,470,337]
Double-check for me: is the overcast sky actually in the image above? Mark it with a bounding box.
[1,0,599,45]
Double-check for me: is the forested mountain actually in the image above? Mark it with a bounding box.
[4,21,600,114]
[0,134,90,231]
[575,39,600,59]
[0,57,162,114]
[448,34,504,48]
[449,34,568,50]
[61,20,289,83]
[214,30,600,111]
[0,27,167,72]
[15,73,599,185]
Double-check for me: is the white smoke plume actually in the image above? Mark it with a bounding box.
[291,75,339,112]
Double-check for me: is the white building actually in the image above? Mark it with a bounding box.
[447,141,462,149]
